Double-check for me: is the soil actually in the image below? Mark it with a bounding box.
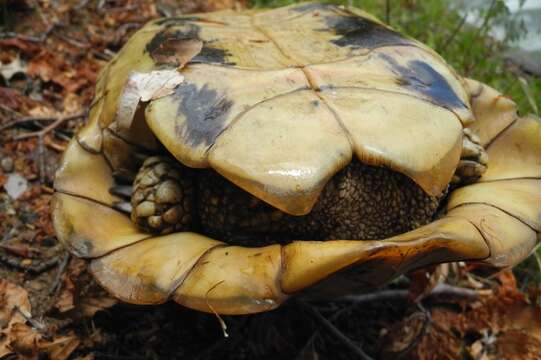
[1,1,541,359]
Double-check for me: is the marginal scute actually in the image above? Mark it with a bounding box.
[99,27,165,130]
[102,129,141,173]
[480,115,541,181]
[52,193,149,258]
[76,99,103,152]
[208,90,352,215]
[447,204,538,267]
[107,106,159,152]
[281,217,489,294]
[54,139,119,206]
[318,88,463,196]
[464,78,518,146]
[90,232,222,304]
[173,244,285,315]
[447,179,541,231]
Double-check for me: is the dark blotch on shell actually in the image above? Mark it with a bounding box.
[324,15,410,49]
[153,16,202,27]
[290,3,337,13]
[145,26,235,66]
[381,54,467,109]
[191,46,235,65]
[174,83,234,147]
[145,26,200,56]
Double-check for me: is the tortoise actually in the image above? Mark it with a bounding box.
[52,2,541,315]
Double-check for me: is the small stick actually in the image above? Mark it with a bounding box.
[385,0,391,25]
[0,116,57,133]
[395,303,431,359]
[0,249,60,274]
[337,283,480,304]
[14,306,46,331]
[0,23,56,43]
[300,301,374,360]
[14,112,85,140]
[49,253,70,295]
[440,13,467,53]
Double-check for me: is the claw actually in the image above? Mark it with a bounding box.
[453,129,488,184]
[112,201,133,214]
[110,185,133,199]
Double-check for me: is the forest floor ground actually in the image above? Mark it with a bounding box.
[1,1,540,359]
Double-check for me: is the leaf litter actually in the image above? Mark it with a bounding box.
[1,0,540,359]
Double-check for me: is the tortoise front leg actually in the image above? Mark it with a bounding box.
[128,156,197,234]
[452,128,488,185]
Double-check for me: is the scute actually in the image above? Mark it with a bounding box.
[140,3,470,207]
[447,204,537,267]
[90,232,222,304]
[145,65,308,167]
[318,88,463,196]
[208,90,352,215]
[464,78,518,146]
[480,115,541,181]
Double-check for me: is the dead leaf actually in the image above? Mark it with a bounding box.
[116,69,184,129]
[407,264,449,301]
[79,296,117,318]
[0,279,33,357]
[0,55,27,81]
[40,332,80,360]
[7,322,41,359]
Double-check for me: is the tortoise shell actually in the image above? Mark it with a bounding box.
[52,3,541,314]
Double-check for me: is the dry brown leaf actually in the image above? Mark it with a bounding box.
[54,257,87,313]
[407,264,449,301]
[6,322,42,359]
[0,279,32,357]
[40,332,80,360]
[79,296,117,318]
[402,271,541,359]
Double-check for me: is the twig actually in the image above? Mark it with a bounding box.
[7,112,84,181]
[49,253,70,295]
[14,112,85,140]
[465,0,498,75]
[0,116,57,133]
[337,283,480,304]
[300,301,374,360]
[14,306,46,331]
[53,30,89,49]
[430,283,480,300]
[74,0,91,10]
[0,104,23,118]
[395,303,432,359]
[0,249,60,274]
[385,0,391,25]
[37,135,46,183]
[440,13,467,53]
[0,23,56,43]
[337,289,408,304]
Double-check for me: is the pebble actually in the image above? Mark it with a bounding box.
[1,157,14,172]
[4,172,28,199]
